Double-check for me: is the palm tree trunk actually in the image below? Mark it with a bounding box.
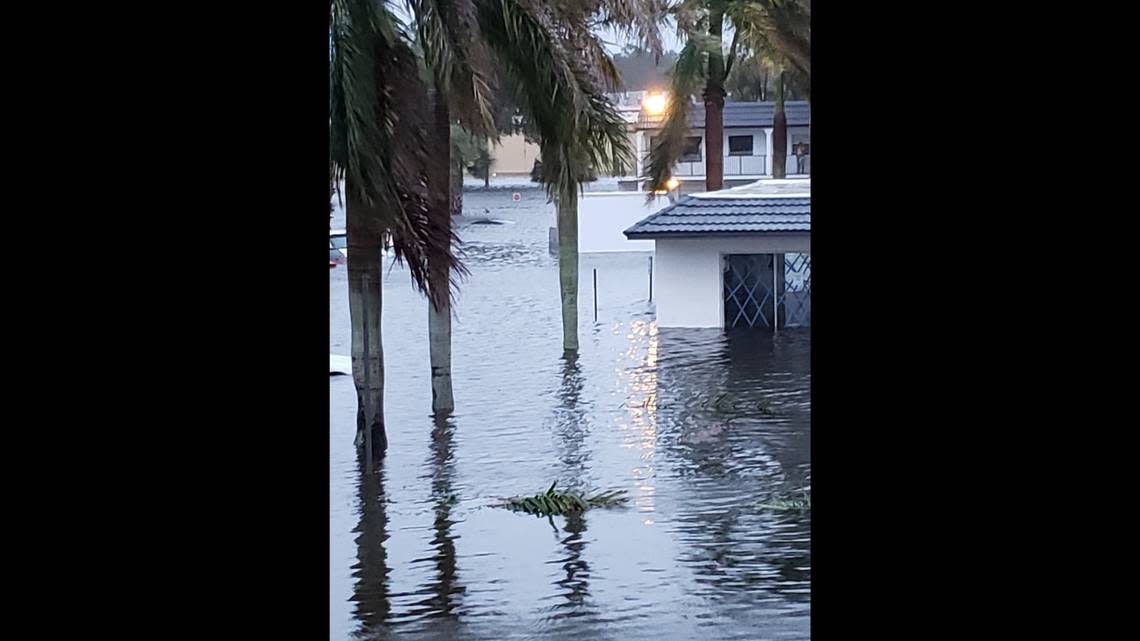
[329,162,336,225]
[449,159,463,217]
[428,85,455,415]
[346,192,387,457]
[772,70,787,179]
[557,185,579,355]
[704,7,727,192]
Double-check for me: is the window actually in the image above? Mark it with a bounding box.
[646,135,703,162]
[681,136,702,163]
[330,235,347,249]
[728,135,753,156]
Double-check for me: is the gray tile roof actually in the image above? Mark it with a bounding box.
[640,100,811,129]
[624,195,810,238]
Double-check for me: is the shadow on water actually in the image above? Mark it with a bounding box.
[407,416,465,621]
[548,513,592,618]
[554,354,589,481]
[351,453,391,640]
[352,417,467,640]
[536,356,612,640]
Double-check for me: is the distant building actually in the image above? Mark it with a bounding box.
[487,133,540,177]
[624,179,810,329]
[490,93,810,189]
[613,94,811,193]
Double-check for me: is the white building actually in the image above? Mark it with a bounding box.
[624,179,811,329]
[615,98,811,193]
[574,191,670,253]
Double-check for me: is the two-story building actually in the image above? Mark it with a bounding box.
[614,95,811,193]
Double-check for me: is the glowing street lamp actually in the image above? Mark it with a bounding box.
[642,92,668,115]
[654,177,681,200]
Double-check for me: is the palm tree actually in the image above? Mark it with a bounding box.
[330,0,458,455]
[473,145,492,188]
[408,0,499,416]
[331,0,661,445]
[403,0,658,414]
[644,0,811,193]
[475,0,651,355]
[735,1,809,179]
[752,0,810,84]
[450,125,489,211]
[421,0,658,359]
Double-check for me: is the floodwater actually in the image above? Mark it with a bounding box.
[330,186,810,640]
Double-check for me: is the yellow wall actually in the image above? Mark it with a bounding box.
[489,134,540,175]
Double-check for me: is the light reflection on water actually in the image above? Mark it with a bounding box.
[331,188,809,640]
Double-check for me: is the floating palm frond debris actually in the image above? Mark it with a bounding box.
[758,497,811,511]
[758,488,811,512]
[500,482,628,517]
[707,393,777,416]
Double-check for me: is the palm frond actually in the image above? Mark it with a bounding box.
[330,0,397,213]
[579,33,625,92]
[450,124,485,168]
[500,481,629,516]
[408,0,497,135]
[643,37,706,195]
[477,0,632,204]
[330,0,460,308]
[763,0,810,80]
[728,0,810,83]
[670,0,708,37]
[594,0,670,61]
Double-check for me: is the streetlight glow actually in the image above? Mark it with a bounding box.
[642,92,668,115]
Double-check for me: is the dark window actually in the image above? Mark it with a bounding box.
[647,135,703,162]
[681,136,702,163]
[728,135,753,156]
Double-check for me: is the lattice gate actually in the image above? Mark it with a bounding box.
[723,253,811,329]
[779,252,811,327]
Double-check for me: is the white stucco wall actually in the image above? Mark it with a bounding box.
[578,192,670,252]
[655,235,811,328]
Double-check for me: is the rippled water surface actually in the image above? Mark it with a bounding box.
[330,187,810,640]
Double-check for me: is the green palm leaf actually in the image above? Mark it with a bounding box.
[330,0,457,307]
[643,37,707,194]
